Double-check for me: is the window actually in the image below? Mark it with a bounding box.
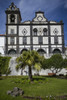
[8,50,16,54]
[10,37,14,44]
[38,36,42,44]
[43,28,47,35]
[33,28,37,36]
[23,37,27,44]
[11,29,14,34]
[54,36,58,44]
[10,14,15,23]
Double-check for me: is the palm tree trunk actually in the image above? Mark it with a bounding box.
[21,68,23,75]
[0,72,1,76]
[29,66,33,81]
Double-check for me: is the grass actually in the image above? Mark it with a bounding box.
[0,76,67,100]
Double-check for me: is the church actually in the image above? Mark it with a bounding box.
[0,2,66,75]
[1,2,65,57]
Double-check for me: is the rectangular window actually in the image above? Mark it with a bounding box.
[23,37,27,44]
[11,29,14,34]
[54,36,58,44]
[10,37,14,44]
[38,36,42,44]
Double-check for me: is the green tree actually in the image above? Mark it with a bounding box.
[16,50,43,81]
[42,54,64,74]
[61,58,67,69]
[0,56,11,76]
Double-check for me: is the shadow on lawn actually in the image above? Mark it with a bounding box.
[23,95,67,100]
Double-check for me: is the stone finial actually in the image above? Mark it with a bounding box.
[7,2,19,11]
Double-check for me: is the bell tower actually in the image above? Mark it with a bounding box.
[5,2,22,24]
[5,2,22,54]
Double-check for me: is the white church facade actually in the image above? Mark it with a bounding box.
[4,2,65,57]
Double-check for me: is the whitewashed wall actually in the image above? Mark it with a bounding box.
[43,37,48,44]
[58,37,62,44]
[33,37,38,44]
[19,26,30,36]
[50,25,61,35]
[0,37,5,54]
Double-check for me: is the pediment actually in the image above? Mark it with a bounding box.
[33,11,48,22]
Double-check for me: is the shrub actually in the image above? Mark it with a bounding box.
[0,56,11,76]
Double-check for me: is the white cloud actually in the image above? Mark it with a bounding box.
[64,0,67,8]
[16,0,64,22]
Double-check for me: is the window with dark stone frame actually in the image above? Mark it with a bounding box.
[11,29,14,34]
[33,28,38,36]
[23,37,27,44]
[43,28,47,35]
[54,36,58,44]
[10,37,14,44]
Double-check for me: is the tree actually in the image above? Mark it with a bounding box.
[16,50,43,81]
[0,56,11,76]
[42,54,64,74]
[61,58,67,69]
[42,58,50,70]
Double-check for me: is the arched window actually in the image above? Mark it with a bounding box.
[33,28,38,36]
[37,49,46,56]
[43,28,47,35]
[8,49,16,55]
[10,14,15,23]
[53,49,61,54]
[20,48,28,54]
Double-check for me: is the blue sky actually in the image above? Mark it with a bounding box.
[0,0,67,45]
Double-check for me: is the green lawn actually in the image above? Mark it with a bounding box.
[0,76,67,100]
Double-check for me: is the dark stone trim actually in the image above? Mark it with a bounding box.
[35,11,44,14]
[5,25,8,54]
[6,35,64,37]
[6,23,64,26]
[7,44,63,46]
[38,36,43,45]
[61,25,65,53]
[16,25,19,53]
[5,13,8,54]
[6,35,18,37]
[48,22,51,53]
[30,22,33,50]
[0,35,6,37]
[6,14,8,24]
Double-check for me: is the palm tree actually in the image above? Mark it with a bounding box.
[16,50,43,81]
